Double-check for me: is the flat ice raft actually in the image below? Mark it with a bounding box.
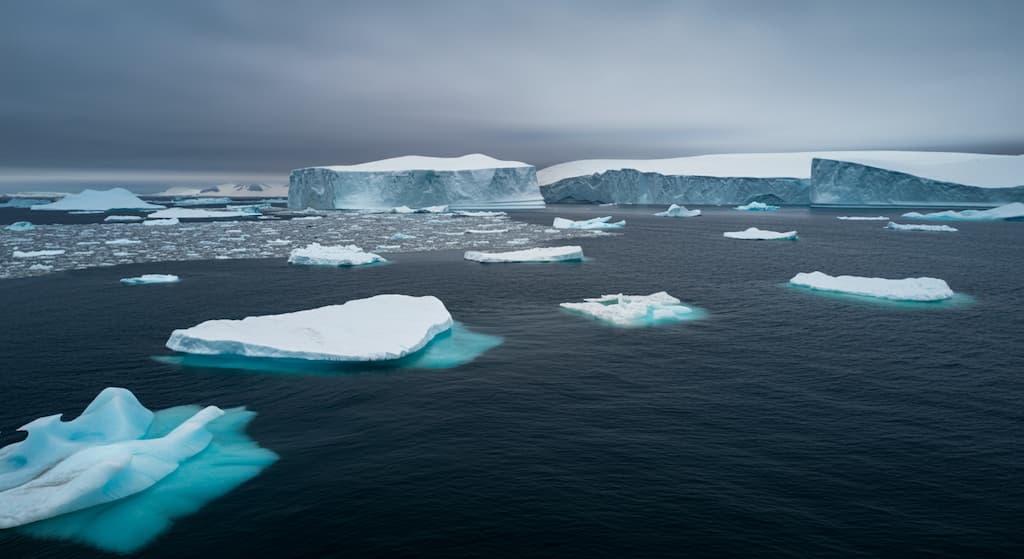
[464,246,584,263]
[885,222,958,232]
[723,227,797,240]
[287,243,385,266]
[120,274,181,285]
[552,216,625,230]
[166,294,453,361]
[560,292,698,327]
[789,271,954,302]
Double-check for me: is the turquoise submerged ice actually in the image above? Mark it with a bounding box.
[0,388,277,553]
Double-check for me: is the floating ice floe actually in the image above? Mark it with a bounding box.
[0,198,49,208]
[166,294,453,361]
[172,197,233,206]
[723,227,798,240]
[290,215,322,221]
[560,292,700,327]
[789,271,954,302]
[146,207,255,219]
[734,201,780,211]
[885,222,958,232]
[28,264,52,271]
[901,202,1024,221]
[453,210,506,217]
[13,249,64,258]
[552,216,625,230]
[837,216,889,221]
[5,221,35,231]
[0,387,277,553]
[105,238,142,245]
[464,245,584,263]
[287,243,385,266]
[392,205,448,214]
[31,188,164,212]
[142,218,180,226]
[120,274,181,285]
[654,204,701,217]
[389,233,417,240]
[103,215,143,223]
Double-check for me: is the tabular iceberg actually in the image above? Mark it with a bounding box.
[654,204,701,217]
[560,292,699,327]
[885,222,958,232]
[723,227,798,240]
[120,274,181,285]
[464,246,584,263]
[289,154,545,210]
[789,271,954,302]
[31,188,164,211]
[552,216,625,230]
[901,202,1024,221]
[287,243,385,266]
[166,295,453,361]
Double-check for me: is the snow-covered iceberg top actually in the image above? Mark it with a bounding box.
[837,216,889,221]
[885,222,958,232]
[464,246,584,263]
[287,243,385,266]
[654,204,701,217]
[734,201,779,211]
[166,295,453,362]
[0,387,276,552]
[146,207,255,219]
[538,151,1024,187]
[723,227,798,240]
[552,216,625,230]
[901,202,1024,221]
[6,221,35,231]
[318,153,530,172]
[789,271,954,302]
[31,188,164,211]
[120,274,181,285]
[560,292,699,327]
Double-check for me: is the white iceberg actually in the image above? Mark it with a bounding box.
[392,205,448,214]
[103,215,143,222]
[560,292,698,327]
[836,216,889,221]
[734,201,779,211]
[453,210,506,217]
[13,249,64,258]
[146,207,254,219]
[900,202,1024,221]
[789,271,954,302]
[31,188,164,211]
[120,274,181,285]
[105,238,142,245]
[654,204,701,217]
[287,243,385,266]
[552,216,625,230]
[172,196,233,206]
[885,222,958,232]
[166,294,453,361]
[464,246,584,263]
[389,233,417,240]
[723,227,798,240]
[6,221,35,231]
[142,218,180,226]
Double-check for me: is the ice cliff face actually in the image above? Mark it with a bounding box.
[288,154,544,210]
[810,158,1024,207]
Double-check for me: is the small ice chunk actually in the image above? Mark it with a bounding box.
[105,238,142,245]
[552,216,625,230]
[143,218,180,226]
[28,264,53,271]
[654,204,701,217]
[837,216,889,221]
[13,249,65,258]
[103,215,143,222]
[5,221,35,231]
[389,233,417,240]
[166,294,453,361]
[901,202,1024,221]
[120,274,181,285]
[734,201,779,211]
[290,216,323,221]
[723,227,798,240]
[287,243,385,266]
[789,271,954,301]
[885,222,958,232]
[560,292,697,327]
[464,246,584,263]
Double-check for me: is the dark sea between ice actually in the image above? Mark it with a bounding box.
[1,206,1022,557]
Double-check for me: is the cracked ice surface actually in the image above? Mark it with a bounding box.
[0,210,602,279]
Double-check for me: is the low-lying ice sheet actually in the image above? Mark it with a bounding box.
[885,222,958,232]
[723,227,798,240]
[734,201,780,211]
[560,292,701,327]
[901,202,1024,221]
[120,274,181,285]
[166,294,454,361]
[287,243,385,266]
[552,216,625,230]
[464,245,584,263]
[789,271,954,302]
[654,204,701,217]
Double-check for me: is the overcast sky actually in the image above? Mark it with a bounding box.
[1,0,1022,189]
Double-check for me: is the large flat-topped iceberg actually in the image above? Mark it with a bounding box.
[789,271,954,302]
[289,153,545,210]
[166,295,453,361]
[31,188,164,211]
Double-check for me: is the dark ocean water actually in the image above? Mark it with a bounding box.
[1,206,1022,558]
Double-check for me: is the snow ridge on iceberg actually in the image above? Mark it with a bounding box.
[789,271,954,302]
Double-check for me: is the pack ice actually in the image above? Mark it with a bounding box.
[560,292,699,327]
[723,227,798,240]
[287,243,385,266]
[289,154,545,210]
[166,294,453,361]
[31,188,164,211]
[789,271,954,302]
[464,246,584,263]
[901,202,1024,221]
[552,216,625,230]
